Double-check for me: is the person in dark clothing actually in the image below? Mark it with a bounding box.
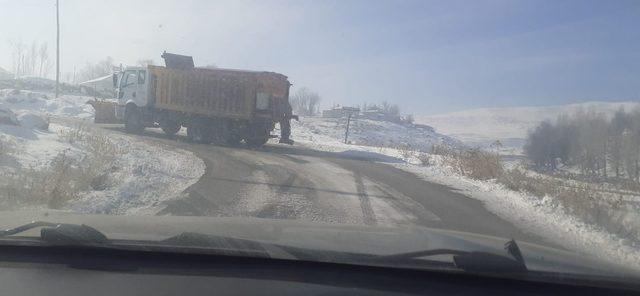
[279,102,297,144]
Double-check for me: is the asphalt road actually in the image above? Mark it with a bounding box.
[101,125,550,246]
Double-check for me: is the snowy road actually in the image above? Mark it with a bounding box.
[97,125,551,246]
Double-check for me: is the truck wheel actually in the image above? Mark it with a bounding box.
[245,137,269,147]
[223,133,242,146]
[124,106,145,134]
[160,120,181,135]
[187,125,211,144]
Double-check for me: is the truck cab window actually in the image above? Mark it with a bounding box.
[123,71,138,88]
[138,70,146,84]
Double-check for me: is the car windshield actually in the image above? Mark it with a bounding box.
[0,0,639,285]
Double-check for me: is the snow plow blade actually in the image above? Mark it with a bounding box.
[87,99,121,124]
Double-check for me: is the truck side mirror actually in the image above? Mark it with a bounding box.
[112,73,118,88]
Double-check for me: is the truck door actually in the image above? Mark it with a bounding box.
[136,70,147,103]
[118,70,138,105]
[119,69,149,107]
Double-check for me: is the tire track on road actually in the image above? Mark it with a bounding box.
[354,173,377,226]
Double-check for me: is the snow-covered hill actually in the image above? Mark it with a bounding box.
[291,116,461,152]
[417,101,640,150]
[0,67,12,80]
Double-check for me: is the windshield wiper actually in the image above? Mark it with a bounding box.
[373,239,527,273]
[165,232,528,273]
[160,232,275,258]
[0,221,108,244]
[1,225,277,259]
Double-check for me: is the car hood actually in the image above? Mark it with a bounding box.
[0,210,637,280]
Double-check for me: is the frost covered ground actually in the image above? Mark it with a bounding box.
[290,116,640,270]
[0,88,204,215]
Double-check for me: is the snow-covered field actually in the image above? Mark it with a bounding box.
[291,116,640,270]
[417,101,640,152]
[0,88,204,214]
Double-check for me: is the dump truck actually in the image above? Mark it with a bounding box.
[113,53,292,146]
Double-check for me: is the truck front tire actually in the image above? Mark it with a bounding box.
[160,120,181,135]
[124,106,145,134]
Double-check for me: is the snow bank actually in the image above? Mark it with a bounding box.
[0,120,204,215]
[396,162,640,270]
[17,111,49,130]
[0,121,66,170]
[0,107,18,126]
[0,89,94,119]
[69,132,205,215]
[0,85,205,215]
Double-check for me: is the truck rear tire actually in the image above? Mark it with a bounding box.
[223,133,242,146]
[245,137,269,147]
[244,124,271,147]
[187,124,211,144]
[124,106,145,134]
[160,120,181,135]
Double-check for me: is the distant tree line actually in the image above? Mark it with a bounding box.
[525,108,640,182]
[10,40,52,78]
[360,101,414,124]
[68,57,154,84]
[362,101,400,116]
[73,57,116,83]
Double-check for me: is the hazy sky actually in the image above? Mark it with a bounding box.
[1,0,639,114]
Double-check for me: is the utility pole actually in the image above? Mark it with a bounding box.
[344,112,352,144]
[55,0,60,98]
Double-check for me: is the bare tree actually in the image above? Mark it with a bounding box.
[308,92,321,115]
[622,109,640,182]
[10,40,26,78]
[137,59,155,67]
[388,104,400,116]
[10,40,52,78]
[290,87,321,116]
[76,57,115,83]
[38,43,51,78]
[525,121,558,170]
[381,101,390,113]
[405,114,414,124]
[27,41,38,76]
[609,108,628,178]
[573,110,608,176]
